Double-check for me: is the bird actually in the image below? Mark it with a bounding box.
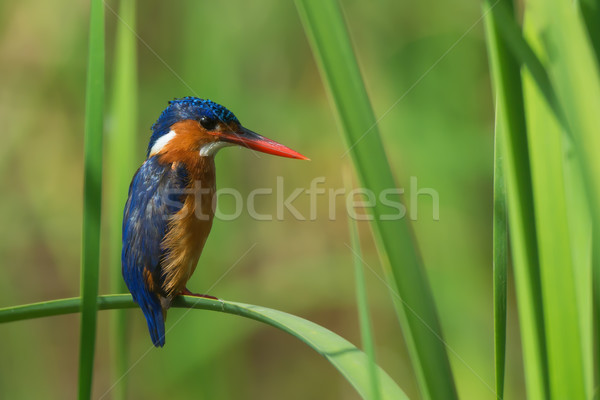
[122,97,307,347]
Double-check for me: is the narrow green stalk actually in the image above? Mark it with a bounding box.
[294,2,456,399]
[0,296,408,400]
[483,1,549,399]
[346,171,381,400]
[78,0,104,400]
[106,1,138,399]
[78,0,104,399]
[492,105,507,399]
[594,244,600,397]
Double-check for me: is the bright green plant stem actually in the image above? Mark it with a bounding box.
[492,107,507,398]
[0,296,408,400]
[79,0,104,399]
[106,1,138,399]
[483,1,549,399]
[294,2,456,399]
[346,174,382,400]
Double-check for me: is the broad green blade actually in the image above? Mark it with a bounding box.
[0,296,408,400]
[524,0,600,398]
[490,1,567,133]
[492,105,508,398]
[105,1,138,399]
[483,1,549,398]
[78,0,105,399]
[521,21,586,398]
[294,2,457,399]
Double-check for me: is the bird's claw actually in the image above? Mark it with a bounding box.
[180,288,219,300]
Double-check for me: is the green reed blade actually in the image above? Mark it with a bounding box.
[579,0,600,65]
[491,1,568,134]
[294,2,457,399]
[483,1,549,398]
[523,0,600,397]
[78,0,105,398]
[521,34,586,399]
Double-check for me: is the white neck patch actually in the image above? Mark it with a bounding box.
[149,130,176,156]
[199,141,233,157]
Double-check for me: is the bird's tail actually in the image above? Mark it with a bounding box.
[122,260,167,346]
[137,292,166,347]
[142,299,165,347]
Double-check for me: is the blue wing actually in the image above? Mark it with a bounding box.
[122,156,188,347]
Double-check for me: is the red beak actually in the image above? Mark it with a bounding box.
[218,127,309,160]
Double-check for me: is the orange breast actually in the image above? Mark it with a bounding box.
[159,156,217,298]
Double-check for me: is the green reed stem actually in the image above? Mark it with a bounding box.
[78,0,105,398]
[492,104,508,398]
[106,1,138,399]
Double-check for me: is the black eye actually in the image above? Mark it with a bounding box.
[199,116,217,131]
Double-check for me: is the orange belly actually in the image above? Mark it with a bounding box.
[156,143,217,301]
[160,179,215,298]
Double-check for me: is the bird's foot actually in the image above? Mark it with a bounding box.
[180,287,219,300]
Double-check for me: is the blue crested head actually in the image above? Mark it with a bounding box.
[145,96,307,160]
[147,97,239,156]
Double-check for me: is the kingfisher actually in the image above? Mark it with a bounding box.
[122,97,307,347]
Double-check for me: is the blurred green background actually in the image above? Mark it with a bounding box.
[0,0,522,399]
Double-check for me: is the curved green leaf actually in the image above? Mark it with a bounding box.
[0,295,408,400]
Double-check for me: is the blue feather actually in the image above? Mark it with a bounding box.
[122,156,188,347]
